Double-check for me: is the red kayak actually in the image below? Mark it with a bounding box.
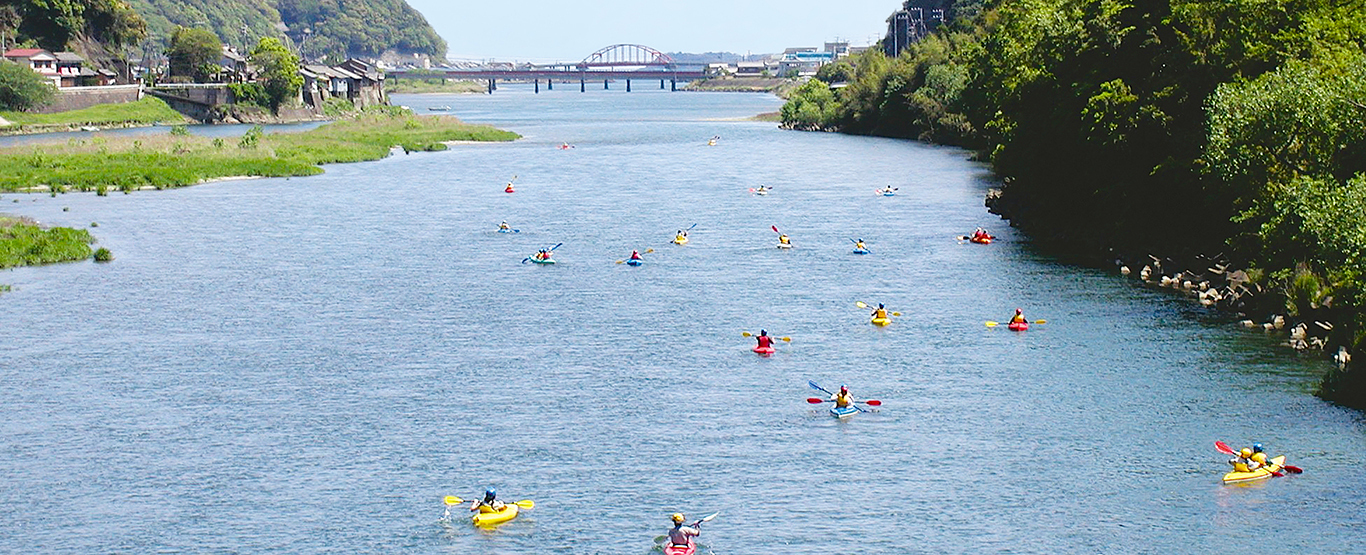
[1008,321,1029,331]
[664,540,696,555]
[753,346,775,356]
[970,235,993,244]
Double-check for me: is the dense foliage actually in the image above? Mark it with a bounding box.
[127,0,446,61]
[166,26,221,82]
[0,59,56,111]
[248,37,300,110]
[8,0,146,51]
[782,0,1366,406]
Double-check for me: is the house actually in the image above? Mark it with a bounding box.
[3,48,59,87]
[706,62,735,76]
[337,59,385,107]
[54,52,96,87]
[736,61,768,76]
[220,47,249,82]
[778,51,834,77]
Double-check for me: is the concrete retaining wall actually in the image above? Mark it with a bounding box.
[36,85,142,114]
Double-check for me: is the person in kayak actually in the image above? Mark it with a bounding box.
[854,239,867,251]
[778,234,791,246]
[1009,308,1027,325]
[470,489,506,513]
[870,303,888,321]
[535,248,551,261]
[1250,443,1269,467]
[831,385,853,409]
[1228,447,1263,473]
[675,229,689,242]
[973,228,991,241]
[499,221,511,231]
[667,513,701,548]
[755,330,774,351]
[629,250,643,261]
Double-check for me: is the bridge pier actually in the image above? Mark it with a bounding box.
[580,77,585,92]
[487,79,497,94]
[626,79,631,92]
[548,79,553,91]
[534,79,539,93]
[604,79,609,90]
[671,79,676,91]
[660,79,665,89]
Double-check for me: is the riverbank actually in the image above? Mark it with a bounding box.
[0,215,96,269]
[683,77,804,98]
[0,98,190,135]
[0,109,520,193]
[384,79,486,95]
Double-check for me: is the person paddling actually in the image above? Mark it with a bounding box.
[1009,308,1026,325]
[870,303,888,321]
[1229,447,1263,472]
[666,513,701,549]
[629,250,643,261]
[675,229,689,243]
[499,221,511,231]
[504,181,516,193]
[470,489,506,514]
[535,248,551,261]
[831,385,854,409]
[854,239,867,251]
[755,330,774,351]
[778,233,791,246]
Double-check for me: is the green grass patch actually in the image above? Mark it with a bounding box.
[0,111,520,193]
[0,97,189,129]
[0,216,95,268]
[386,79,486,95]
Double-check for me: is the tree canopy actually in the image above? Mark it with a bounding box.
[167,26,222,82]
[0,59,56,111]
[249,36,300,110]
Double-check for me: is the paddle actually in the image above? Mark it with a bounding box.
[807,397,882,406]
[653,512,720,545]
[446,496,534,509]
[615,248,654,264]
[808,380,867,412]
[1215,441,1294,476]
[985,319,1047,327]
[854,301,901,316]
[742,331,791,342]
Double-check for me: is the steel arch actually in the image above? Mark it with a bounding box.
[578,44,675,68]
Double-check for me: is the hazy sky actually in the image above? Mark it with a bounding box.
[405,0,898,62]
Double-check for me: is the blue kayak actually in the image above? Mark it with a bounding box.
[530,257,556,265]
[830,405,859,419]
[853,248,869,255]
[626,259,642,266]
[498,228,513,233]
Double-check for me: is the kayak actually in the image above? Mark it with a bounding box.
[754,189,769,196]
[870,317,892,327]
[1223,455,1287,484]
[776,243,793,250]
[674,236,689,245]
[970,236,992,244]
[626,259,642,266]
[498,228,513,233]
[853,248,869,255]
[830,405,859,419]
[753,345,775,356]
[504,187,515,194]
[471,504,519,527]
[530,257,556,265]
[1008,321,1028,331]
[881,191,896,196]
[664,540,696,555]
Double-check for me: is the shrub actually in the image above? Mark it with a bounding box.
[0,60,56,111]
[93,247,113,262]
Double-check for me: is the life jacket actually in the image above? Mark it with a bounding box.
[756,335,773,348]
[630,252,641,260]
[779,235,790,244]
[834,391,853,408]
[875,309,887,319]
[1011,314,1026,324]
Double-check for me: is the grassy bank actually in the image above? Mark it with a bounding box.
[386,79,486,95]
[0,97,189,132]
[0,109,520,193]
[0,216,95,269]
[683,77,804,98]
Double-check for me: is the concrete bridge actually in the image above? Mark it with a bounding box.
[388,44,708,93]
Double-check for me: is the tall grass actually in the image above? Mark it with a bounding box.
[0,97,188,129]
[0,216,95,268]
[0,112,520,192]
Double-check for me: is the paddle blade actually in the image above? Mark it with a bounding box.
[771,225,779,233]
[1034,319,1048,324]
[781,337,792,342]
[863,400,882,406]
[443,496,463,505]
[1214,441,1237,456]
[985,321,999,327]
[698,511,720,523]
[1283,465,1304,473]
[891,312,902,316]
[646,248,654,253]
[514,500,534,509]
[807,398,826,404]
[742,331,753,337]
[856,301,868,308]
[615,260,624,264]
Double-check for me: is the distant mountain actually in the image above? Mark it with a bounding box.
[126,0,447,62]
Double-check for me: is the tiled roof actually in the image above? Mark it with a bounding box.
[55,52,85,63]
[4,48,55,60]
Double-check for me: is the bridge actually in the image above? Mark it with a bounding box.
[387,44,708,93]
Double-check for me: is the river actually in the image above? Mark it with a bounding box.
[2,88,1363,554]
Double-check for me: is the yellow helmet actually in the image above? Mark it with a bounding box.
[671,513,685,524]
[1240,448,1253,458]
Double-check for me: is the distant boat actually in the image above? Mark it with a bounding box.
[428,106,451,111]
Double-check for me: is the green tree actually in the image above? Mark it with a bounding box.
[780,79,837,130]
[0,59,56,111]
[249,37,301,111]
[167,26,222,82]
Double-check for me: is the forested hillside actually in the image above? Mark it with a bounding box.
[782,0,1366,407]
[126,0,446,61]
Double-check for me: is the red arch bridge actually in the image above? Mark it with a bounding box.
[387,44,707,93]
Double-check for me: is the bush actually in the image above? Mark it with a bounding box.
[238,125,263,149]
[322,97,356,117]
[93,247,113,262]
[228,82,269,107]
[0,60,56,111]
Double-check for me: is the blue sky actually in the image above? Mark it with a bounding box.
[405,0,898,62]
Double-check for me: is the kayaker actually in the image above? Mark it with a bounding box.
[1250,443,1268,467]
[973,228,989,240]
[499,221,511,231]
[854,239,867,251]
[1228,447,1262,472]
[470,489,506,513]
[755,330,774,351]
[535,249,551,261]
[629,250,642,261]
[870,303,888,321]
[666,513,701,548]
[831,385,853,409]
[676,229,689,241]
[504,182,515,193]
[1009,308,1026,325]
[778,234,791,246]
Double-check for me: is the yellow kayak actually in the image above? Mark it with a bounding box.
[1223,455,1286,484]
[471,504,519,527]
[870,317,892,327]
[674,236,688,245]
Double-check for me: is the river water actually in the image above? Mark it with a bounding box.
[2,88,1363,554]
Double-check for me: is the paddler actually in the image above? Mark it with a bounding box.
[1009,308,1026,325]
[1228,447,1262,472]
[870,303,888,321]
[854,239,867,251]
[831,385,854,409]
[504,181,516,193]
[535,248,551,261]
[499,221,511,231]
[470,489,506,513]
[1250,443,1269,467]
[629,250,643,261]
[755,329,774,351]
[973,227,990,240]
[778,233,791,246]
[666,513,701,549]
[675,229,689,243]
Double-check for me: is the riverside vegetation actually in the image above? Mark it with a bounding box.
[0,109,520,193]
[0,215,96,269]
[781,0,1366,408]
[0,97,189,133]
